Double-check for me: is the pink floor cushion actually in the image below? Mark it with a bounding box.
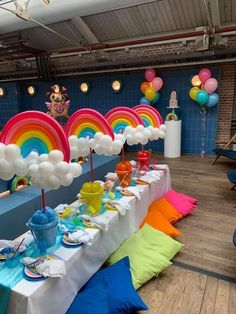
[165,189,197,216]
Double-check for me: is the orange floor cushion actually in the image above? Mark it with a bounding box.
[140,210,181,238]
[149,197,183,224]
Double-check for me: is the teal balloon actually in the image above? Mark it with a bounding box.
[151,92,160,104]
[139,97,150,105]
[206,93,219,108]
[196,90,209,105]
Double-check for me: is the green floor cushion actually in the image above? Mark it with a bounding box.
[106,232,171,289]
[140,224,183,260]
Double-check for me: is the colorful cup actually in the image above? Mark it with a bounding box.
[116,169,132,188]
[80,183,104,216]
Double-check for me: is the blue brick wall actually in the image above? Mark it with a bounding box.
[9,67,220,155]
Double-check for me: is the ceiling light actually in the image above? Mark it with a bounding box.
[27,85,37,96]
[0,87,6,97]
[80,82,90,94]
[111,80,122,93]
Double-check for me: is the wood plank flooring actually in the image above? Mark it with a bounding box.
[130,154,236,314]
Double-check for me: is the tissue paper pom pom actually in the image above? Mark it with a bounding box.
[39,161,54,177]
[70,146,79,159]
[160,124,166,131]
[38,154,49,163]
[48,150,64,164]
[4,144,21,160]
[28,164,39,176]
[61,173,73,186]
[55,161,70,175]
[47,175,61,190]
[69,135,79,146]
[69,163,82,178]
[13,158,27,176]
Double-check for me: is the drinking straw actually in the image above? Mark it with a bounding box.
[89,148,94,183]
[11,238,25,258]
[41,189,46,212]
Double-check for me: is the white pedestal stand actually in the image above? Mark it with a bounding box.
[164,120,181,158]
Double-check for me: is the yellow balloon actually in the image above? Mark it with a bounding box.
[189,87,200,100]
[191,75,201,87]
[145,87,156,101]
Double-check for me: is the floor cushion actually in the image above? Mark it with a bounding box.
[140,209,181,237]
[82,257,148,313]
[106,234,171,289]
[140,224,183,260]
[148,197,183,223]
[165,190,196,216]
[66,278,109,314]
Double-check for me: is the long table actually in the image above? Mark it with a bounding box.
[7,167,171,314]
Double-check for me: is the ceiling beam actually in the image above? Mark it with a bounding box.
[71,16,99,45]
[208,0,221,28]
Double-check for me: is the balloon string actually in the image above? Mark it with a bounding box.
[90,148,94,183]
[41,189,46,212]
[122,146,125,162]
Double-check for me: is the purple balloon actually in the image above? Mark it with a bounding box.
[205,78,218,94]
[145,68,156,82]
[199,68,211,83]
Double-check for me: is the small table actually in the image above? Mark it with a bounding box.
[8,168,171,314]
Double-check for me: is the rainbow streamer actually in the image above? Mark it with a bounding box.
[133,105,163,127]
[65,108,114,139]
[0,111,70,161]
[105,107,143,134]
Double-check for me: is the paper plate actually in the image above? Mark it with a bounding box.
[120,189,134,197]
[23,255,57,281]
[104,202,117,211]
[62,234,83,247]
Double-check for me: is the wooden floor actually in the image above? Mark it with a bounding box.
[133,154,236,314]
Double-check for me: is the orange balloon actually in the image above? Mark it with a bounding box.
[191,75,202,87]
[140,81,150,94]
[200,83,205,90]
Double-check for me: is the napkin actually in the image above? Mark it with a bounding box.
[129,160,137,167]
[105,172,118,181]
[54,204,69,214]
[124,186,141,200]
[35,259,66,278]
[79,214,109,232]
[0,240,27,254]
[109,199,131,215]
[139,171,161,184]
[66,229,94,245]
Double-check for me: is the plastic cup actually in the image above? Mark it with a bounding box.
[116,170,132,188]
[80,184,104,216]
[27,217,58,254]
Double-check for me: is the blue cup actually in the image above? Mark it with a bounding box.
[27,217,58,254]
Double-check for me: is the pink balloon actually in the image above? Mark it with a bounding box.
[145,68,156,82]
[199,68,211,83]
[152,77,163,91]
[204,78,218,94]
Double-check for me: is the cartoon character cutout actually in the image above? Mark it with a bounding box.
[45,85,70,120]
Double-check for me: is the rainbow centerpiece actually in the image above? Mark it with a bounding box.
[133,105,163,127]
[105,107,144,133]
[0,111,70,161]
[65,108,114,139]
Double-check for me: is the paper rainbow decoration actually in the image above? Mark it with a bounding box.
[65,108,114,139]
[105,107,144,133]
[0,111,70,161]
[133,105,163,127]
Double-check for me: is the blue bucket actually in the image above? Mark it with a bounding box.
[27,217,58,253]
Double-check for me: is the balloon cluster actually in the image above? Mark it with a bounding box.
[27,150,82,189]
[69,133,126,159]
[0,144,82,189]
[139,68,163,105]
[0,143,28,180]
[125,124,166,146]
[189,68,219,108]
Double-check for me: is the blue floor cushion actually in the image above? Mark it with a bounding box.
[66,278,109,314]
[82,257,148,314]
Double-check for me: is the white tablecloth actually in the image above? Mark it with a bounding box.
[8,167,171,314]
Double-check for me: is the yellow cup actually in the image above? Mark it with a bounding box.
[80,184,104,216]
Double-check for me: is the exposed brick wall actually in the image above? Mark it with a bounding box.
[217,64,236,141]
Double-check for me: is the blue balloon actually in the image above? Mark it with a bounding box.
[151,92,160,104]
[139,97,150,105]
[206,93,219,108]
